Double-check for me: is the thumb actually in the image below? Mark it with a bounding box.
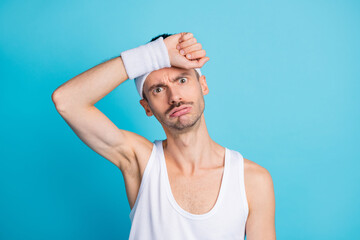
[188,57,210,68]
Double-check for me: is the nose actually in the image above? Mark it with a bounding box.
[167,85,182,106]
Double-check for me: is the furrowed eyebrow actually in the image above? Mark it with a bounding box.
[147,72,192,92]
[173,72,192,81]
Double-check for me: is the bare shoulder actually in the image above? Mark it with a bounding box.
[243,158,276,238]
[243,158,273,180]
[117,130,154,176]
[243,158,275,210]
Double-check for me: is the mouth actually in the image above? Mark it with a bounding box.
[169,106,192,118]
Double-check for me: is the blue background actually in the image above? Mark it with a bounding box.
[1,0,359,239]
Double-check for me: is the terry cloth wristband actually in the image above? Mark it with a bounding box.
[120,36,202,99]
[120,37,171,80]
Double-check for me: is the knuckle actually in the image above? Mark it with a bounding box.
[184,38,196,47]
[189,43,201,51]
[184,45,192,52]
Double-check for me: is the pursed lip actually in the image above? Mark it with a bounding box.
[169,106,191,116]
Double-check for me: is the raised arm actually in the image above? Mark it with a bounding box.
[51,56,147,172]
[51,32,209,173]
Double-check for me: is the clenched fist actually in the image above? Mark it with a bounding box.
[163,32,210,69]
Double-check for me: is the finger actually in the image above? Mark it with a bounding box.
[179,43,202,55]
[179,32,193,43]
[184,49,206,59]
[177,37,197,49]
[195,57,210,68]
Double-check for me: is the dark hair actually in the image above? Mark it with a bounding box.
[148,33,174,43]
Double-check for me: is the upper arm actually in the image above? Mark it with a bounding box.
[55,103,151,172]
[244,160,276,240]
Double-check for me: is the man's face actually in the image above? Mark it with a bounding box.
[140,67,209,132]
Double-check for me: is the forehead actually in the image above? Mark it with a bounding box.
[144,67,195,89]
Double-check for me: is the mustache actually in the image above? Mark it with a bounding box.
[166,101,193,115]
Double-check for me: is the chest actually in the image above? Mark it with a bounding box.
[167,168,225,215]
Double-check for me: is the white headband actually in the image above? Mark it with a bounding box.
[120,36,203,99]
[135,68,202,99]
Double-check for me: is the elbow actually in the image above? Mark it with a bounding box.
[51,90,67,114]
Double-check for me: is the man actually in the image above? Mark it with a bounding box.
[52,32,276,239]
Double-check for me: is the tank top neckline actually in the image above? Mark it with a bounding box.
[155,139,230,220]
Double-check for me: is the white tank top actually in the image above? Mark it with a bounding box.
[128,140,249,240]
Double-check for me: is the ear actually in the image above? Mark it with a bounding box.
[199,75,209,95]
[140,99,154,117]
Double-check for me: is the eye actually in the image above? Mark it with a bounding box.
[179,77,187,83]
[153,87,163,94]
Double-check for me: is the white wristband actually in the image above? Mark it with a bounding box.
[120,37,171,80]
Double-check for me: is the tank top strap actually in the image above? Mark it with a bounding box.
[229,149,249,218]
[129,139,158,221]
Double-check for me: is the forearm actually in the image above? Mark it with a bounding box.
[52,56,128,111]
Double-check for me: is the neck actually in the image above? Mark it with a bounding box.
[162,114,223,176]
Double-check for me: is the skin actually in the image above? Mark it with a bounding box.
[140,33,276,239]
[142,68,204,132]
[139,66,220,174]
[53,32,276,239]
